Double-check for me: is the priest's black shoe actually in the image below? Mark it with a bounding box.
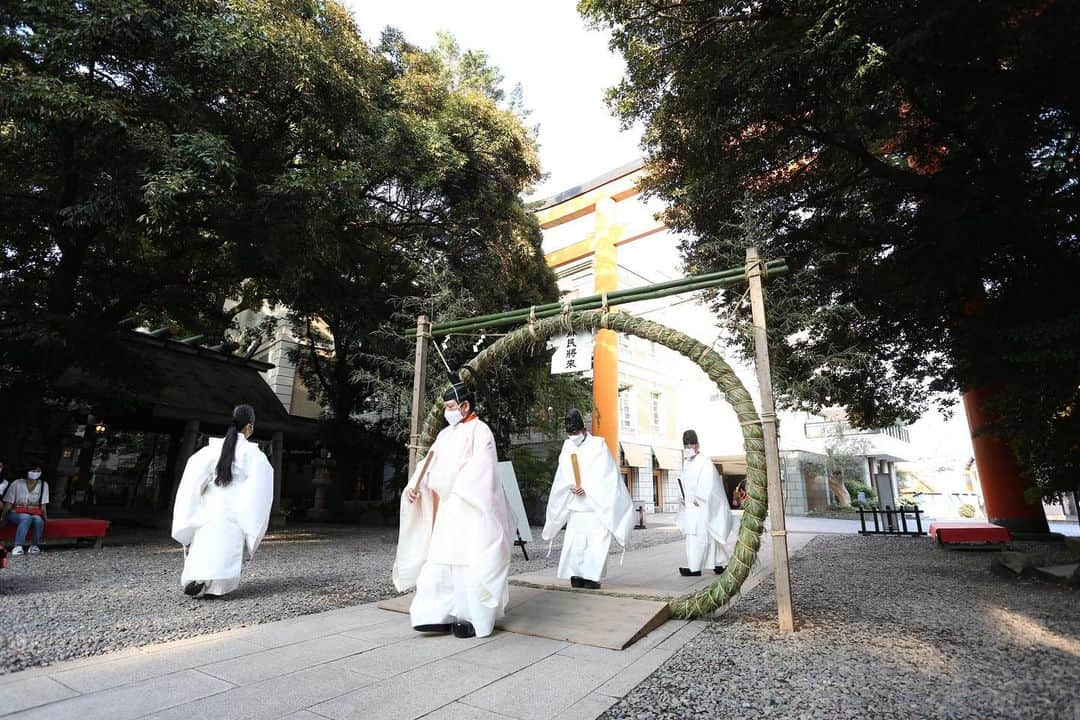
[452,622,476,639]
[183,581,205,597]
[581,579,602,589]
[570,576,585,588]
[413,623,452,633]
[714,565,726,575]
[678,567,702,577]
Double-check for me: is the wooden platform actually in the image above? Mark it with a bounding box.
[378,531,820,651]
[378,586,671,650]
[377,540,722,650]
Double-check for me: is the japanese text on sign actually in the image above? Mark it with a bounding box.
[550,331,594,375]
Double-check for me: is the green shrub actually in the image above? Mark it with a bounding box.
[844,479,878,508]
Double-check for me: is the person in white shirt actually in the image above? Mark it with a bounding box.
[1,464,49,555]
[542,409,633,589]
[676,430,733,576]
[171,404,273,598]
[394,376,512,639]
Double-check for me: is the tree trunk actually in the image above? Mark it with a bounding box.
[324,416,359,517]
[41,411,68,512]
[828,473,852,506]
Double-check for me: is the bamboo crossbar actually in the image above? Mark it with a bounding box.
[406,259,788,338]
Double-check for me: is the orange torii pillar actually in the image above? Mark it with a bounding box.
[536,168,646,461]
[591,198,621,459]
[537,196,624,459]
[963,387,1049,533]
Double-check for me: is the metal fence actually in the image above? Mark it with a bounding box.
[858,505,926,537]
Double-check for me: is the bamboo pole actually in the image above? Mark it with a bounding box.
[428,261,781,333]
[407,449,435,493]
[746,247,795,632]
[409,261,788,338]
[407,315,430,476]
[413,259,785,336]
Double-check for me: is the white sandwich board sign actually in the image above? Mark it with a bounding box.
[496,460,533,543]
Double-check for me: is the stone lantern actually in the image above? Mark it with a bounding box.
[307,448,334,521]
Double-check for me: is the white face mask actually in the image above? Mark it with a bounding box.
[683,449,696,461]
[569,433,586,446]
[28,471,42,480]
[444,409,463,426]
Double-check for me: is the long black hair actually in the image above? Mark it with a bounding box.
[215,404,255,487]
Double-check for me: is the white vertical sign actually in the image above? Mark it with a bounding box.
[550,331,594,375]
[496,461,533,542]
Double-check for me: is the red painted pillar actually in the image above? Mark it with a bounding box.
[963,387,1049,533]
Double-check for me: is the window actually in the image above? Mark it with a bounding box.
[619,390,633,430]
[650,392,662,433]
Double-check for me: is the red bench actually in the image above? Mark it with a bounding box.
[1,517,111,548]
[929,521,1011,546]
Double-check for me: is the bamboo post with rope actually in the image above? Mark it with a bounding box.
[408,315,431,476]
[401,253,793,623]
[746,247,796,632]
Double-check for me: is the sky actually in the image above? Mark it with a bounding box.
[341,0,643,201]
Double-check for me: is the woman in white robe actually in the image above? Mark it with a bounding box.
[171,404,274,597]
[393,378,512,638]
[542,409,633,589]
[675,429,733,576]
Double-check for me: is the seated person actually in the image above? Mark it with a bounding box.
[1,464,49,556]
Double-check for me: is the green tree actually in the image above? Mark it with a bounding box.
[262,28,559,504]
[0,0,300,468]
[581,0,1080,502]
[819,422,872,507]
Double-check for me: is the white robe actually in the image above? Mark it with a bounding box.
[542,435,633,582]
[171,435,274,596]
[675,453,733,572]
[393,417,512,637]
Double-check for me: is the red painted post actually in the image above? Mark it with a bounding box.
[963,387,1049,533]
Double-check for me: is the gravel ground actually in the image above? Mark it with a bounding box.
[602,535,1080,720]
[0,521,683,675]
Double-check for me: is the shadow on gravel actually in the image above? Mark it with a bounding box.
[225,574,330,599]
[0,572,87,595]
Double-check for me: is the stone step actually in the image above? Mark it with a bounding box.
[1032,563,1080,585]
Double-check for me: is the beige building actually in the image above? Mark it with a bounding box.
[227,301,323,420]
[537,160,913,515]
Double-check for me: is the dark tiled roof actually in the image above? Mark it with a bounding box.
[59,332,315,440]
[533,158,646,211]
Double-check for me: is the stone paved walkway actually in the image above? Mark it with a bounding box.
[0,522,830,720]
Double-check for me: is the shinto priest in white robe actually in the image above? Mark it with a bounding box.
[171,434,274,596]
[392,415,512,637]
[675,440,733,573]
[542,419,633,584]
